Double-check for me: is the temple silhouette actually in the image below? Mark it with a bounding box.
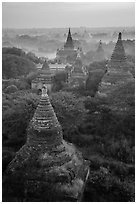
[97,32,134,96]
[56,28,82,64]
[7,86,89,201]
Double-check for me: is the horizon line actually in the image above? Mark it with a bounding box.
[2,26,135,30]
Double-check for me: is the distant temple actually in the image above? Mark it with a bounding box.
[94,40,106,62]
[31,60,54,92]
[56,28,82,64]
[98,32,134,96]
[69,53,87,87]
[7,87,89,201]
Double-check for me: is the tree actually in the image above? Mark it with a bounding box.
[50,91,86,142]
[53,71,68,91]
[2,54,36,79]
[2,91,39,151]
[86,70,105,96]
[5,85,18,94]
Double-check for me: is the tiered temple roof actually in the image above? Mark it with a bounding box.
[56,28,78,64]
[32,60,54,85]
[7,87,89,201]
[110,32,127,66]
[97,32,134,96]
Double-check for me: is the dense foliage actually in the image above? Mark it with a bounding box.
[52,71,68,91]
[2,54,36,79]
[2,80,135,201]
[2,50,135,201]
[2,47,40,79]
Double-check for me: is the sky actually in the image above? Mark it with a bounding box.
[2,2,135,28]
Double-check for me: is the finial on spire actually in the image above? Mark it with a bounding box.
[42,85,47,97]
[118,32,122,40]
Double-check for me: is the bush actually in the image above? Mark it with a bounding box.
[83,169,134,202]
[5,85,18,94]
[50,91,86,142]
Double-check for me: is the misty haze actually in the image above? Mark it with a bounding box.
[2,2,135,202]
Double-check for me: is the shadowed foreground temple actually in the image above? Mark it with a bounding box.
[7,87,89,201]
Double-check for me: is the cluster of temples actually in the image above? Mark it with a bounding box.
[31,29,134,93]
[6,29,134,201]
[31,28,88,91]
[7,87,89,201]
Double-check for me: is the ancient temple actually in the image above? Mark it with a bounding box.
[56,28,79,64]
[7,87,89,201]
[97,32,134,96]
[31,60,54,92]
[94,40,105,62]
[69,53,87,87]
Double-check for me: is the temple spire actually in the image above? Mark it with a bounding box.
[118,32,122,40]
[110,31,126,65]
[97,40,104,52]
[27,89,62,144]
[97,32,134,97]
[64,28,74,49]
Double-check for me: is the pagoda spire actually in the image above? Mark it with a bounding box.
[118,32,122,40]
[27,85,62,144]
[97,40,104,53]
[110,32,126,65]
[64,28,74,49]
[97,32,134,97]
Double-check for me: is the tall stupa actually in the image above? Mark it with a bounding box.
[97,32,134,96]
[7,86,89,201]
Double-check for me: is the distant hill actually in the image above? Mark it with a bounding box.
[2,47,36,79]
[2,47,26,57]
[3,47,41,64]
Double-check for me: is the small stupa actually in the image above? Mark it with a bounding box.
[94,40,105,62]
[7,86,89,201]
[31,60,54,92]
[97,32,134,96]
[69,53,87,87]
